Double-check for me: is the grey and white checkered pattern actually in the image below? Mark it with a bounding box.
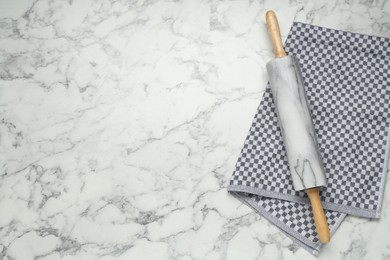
[229,22,390,214]
[254,196,341,243]
[228,22,390,254]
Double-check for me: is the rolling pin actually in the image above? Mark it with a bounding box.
[265,10,330,243]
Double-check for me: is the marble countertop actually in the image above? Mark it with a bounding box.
[1,0,389,259]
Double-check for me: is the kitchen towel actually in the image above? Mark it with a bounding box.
[228,22,390,254]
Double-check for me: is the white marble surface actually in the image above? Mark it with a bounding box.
[0,0,389,259]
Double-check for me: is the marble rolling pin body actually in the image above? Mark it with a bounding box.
[265,11,330,243]
[267,56,327,191]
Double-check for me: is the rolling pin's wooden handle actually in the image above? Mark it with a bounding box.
[265,10,286,58]
[306,188,330,244]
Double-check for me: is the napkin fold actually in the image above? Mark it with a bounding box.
[228,22,390,254]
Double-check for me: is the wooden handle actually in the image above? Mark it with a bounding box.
[306,188,330,244]
[265,10,286,58]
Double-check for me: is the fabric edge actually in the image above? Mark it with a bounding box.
[376,118,390,217]
[227,185,377,218]
[230,192,347,256]
[230,192,320,254]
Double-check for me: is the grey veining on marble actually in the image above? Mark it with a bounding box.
[267,56,326,191]
[0,0,389,260]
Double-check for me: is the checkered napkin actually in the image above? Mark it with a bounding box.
[228,22,390,254]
